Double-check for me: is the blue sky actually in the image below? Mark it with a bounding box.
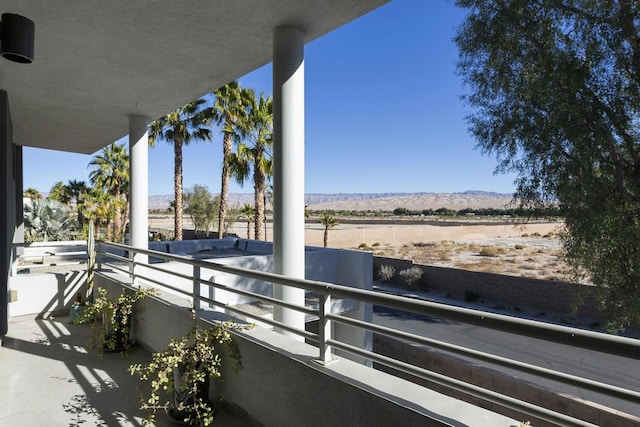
[23,0,517,196]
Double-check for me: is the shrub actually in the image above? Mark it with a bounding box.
[514,244,525,250]
[399,266,423,290]
[372,242,380,247]
[479,247,499,257]
[377,265,396,282]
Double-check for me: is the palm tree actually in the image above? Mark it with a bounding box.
[48,181,70,204]
[78,188,116,240]
[230,91,273,240]
[208,82,250,239]
[239,203,254,239]
[149,99,211,240]
[23,187,42,200]
[88,143,129,242]
[66,180,89,226]
[319,212,338,248]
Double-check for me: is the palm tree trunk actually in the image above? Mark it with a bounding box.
[218,131,233,239]
[324,226,329,247]
[246,219,251,239]
[174,139,184,241]
[254,166,265,241]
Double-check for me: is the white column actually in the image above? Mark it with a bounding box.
[272,26,306,339]
[129,115,149,271]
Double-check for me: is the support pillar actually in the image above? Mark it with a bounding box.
[129,115,149,274]
[1,91,15,337]
[272,26,306,339]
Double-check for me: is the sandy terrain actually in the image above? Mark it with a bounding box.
[150,215,566,281]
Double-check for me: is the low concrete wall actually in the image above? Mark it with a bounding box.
[374,256,600,319]
[8,270,88,317]
[95,274,517,427]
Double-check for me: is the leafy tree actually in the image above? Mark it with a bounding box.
[24,198,76,242]
[319,212,338,248]
[455,0,640,330]
[89,143,129,242]
[184,184,219,238]
[239,203,255,239]
[149,99,211,241]
[208,82,251,239]
[23,187,42,200]
[229,90,273,240]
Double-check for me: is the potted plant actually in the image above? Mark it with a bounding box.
[129,309,245,426]
[77,285,160,355]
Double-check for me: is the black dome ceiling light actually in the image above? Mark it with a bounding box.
[0,13,34,64]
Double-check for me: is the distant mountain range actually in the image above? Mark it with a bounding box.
[149,191,514,211]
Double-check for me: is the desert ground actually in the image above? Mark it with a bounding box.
[305,219,567,281]
[150,215,567,282]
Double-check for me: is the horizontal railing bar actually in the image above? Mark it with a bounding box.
[137,261,197,282]
[328,312,640,402]
[328,339,598,427]
[16,261,85,270]
[206,281,317,317]
[98,251,130,264]
[198,294,317,342]
[99,261,131,277]
[139,276,192,298]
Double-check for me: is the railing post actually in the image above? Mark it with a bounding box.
[129,247,136,285]
[193,265,201,311]
[318,291,334,365]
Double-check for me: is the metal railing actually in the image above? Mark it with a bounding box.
[12,241,88,273]
[96,240,640,427]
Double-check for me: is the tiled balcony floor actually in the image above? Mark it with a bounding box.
[0,315,250,426]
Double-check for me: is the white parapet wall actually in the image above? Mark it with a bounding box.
[9,270,88,317]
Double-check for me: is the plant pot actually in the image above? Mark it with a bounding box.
[103,310,132,352]
[168,360,212,425]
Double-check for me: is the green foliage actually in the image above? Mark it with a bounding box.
[24,198,77,242]
[77,286,160,356]
[88,143,130,242]
[455,0,640,330]
[129,312,246,426]
[239,203,255,239]
[228,90,273,241]
[377,264,396,282]
[184,185,219,238]
[392,206,562,218]
[208,81,251,239]
[23,187,42,200]
[149,98,212,241]
[47,181,70,204]
[319,212,338,248]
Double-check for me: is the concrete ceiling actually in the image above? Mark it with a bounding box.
[0,1,388,154]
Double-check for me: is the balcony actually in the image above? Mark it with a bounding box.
[3,240,640,426]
